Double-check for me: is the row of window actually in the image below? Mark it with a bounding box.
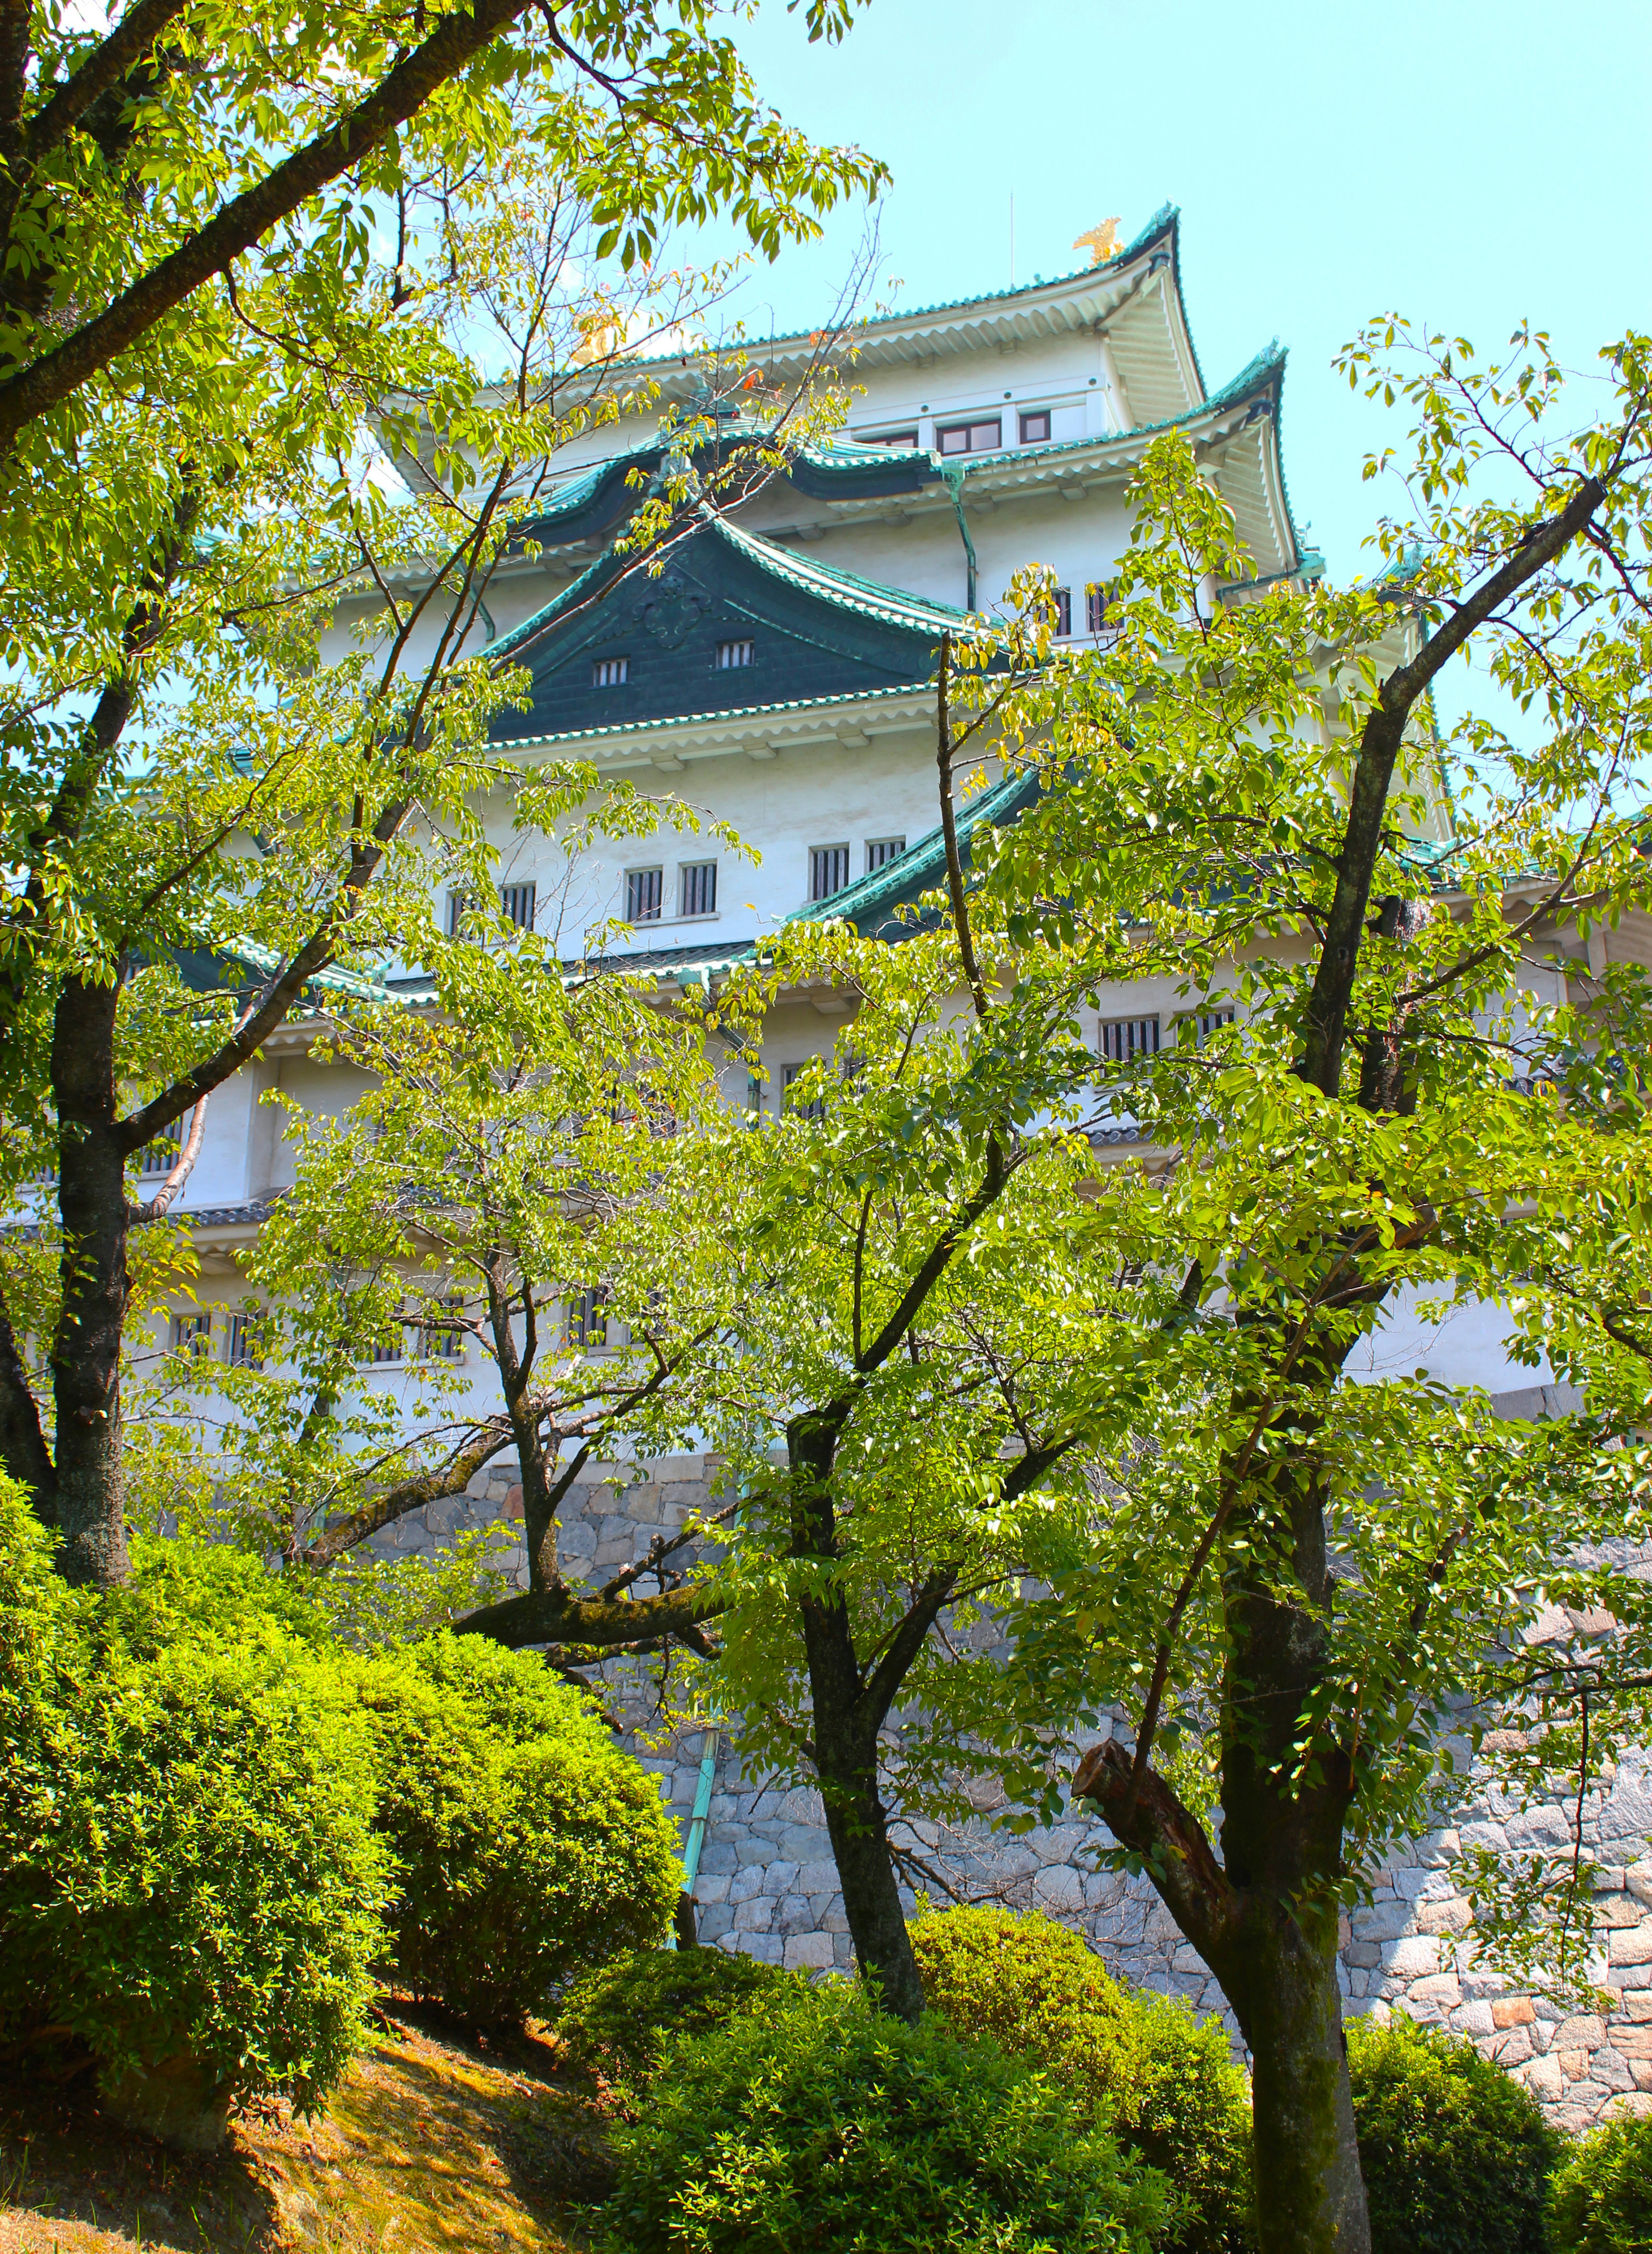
[1098,1008,1235,1062]
[865,410,1053,455]
[168,1290,612,1371]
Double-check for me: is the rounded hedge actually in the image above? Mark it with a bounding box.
[597,1974,1171,2253]
[1549,2109,1652,2254]
[556,1945,792,2111]
[912,1905,1253,2254]
[0,1485,389,2128]
[1347,2011,1563,2254]
[358,1632,681,2025]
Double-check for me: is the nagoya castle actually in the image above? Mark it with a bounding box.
[166,206,1652,2125]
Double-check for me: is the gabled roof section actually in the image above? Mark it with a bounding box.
[488,510,970,744]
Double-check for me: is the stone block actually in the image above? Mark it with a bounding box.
[1522,2054,1564,2100]
[737,1933,785,1966]
[1409,1974,1462,2009]
[698,1841,737,1876]
[1492,1997,1536,2028]
[784,1932,835,1971]
[734,1836,778,1868]
[759,1861,801,1900]
[780,1826,828,1863]
[1612,2026,1652,2059]
[1492,2026,1535,2067]
[1345,1943,1382,1969]
[1032,1866,1085,1915]
[1611,1928,1652,1968]
[1595,1898,1645,1929]
[697,1903,733,1943]
[694,1873,730,1906]
[776,1895,816,1938]
[798,1862,840,1897]
[731,1896,775,1934]
[1452,2001,1495,2038]
[1384,1937,1442,1980]
[1597,2047,1637,2093]
[1352,1903,1412,1943]
[1415,1898,1471,1937]
[728,1864,764,1906]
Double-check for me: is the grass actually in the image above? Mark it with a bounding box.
[0,2002,611,2253]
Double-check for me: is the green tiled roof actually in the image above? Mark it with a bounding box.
[488,511,967,680]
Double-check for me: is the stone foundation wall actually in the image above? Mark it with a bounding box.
[372,1447,1652,2132]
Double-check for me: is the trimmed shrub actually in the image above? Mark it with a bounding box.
[912,1906,1252,2254]
[0,1483,389,2134]
[1550,2110,1652,2253]
[358,1632,681,2025]
[597,1974,1171,2253]
[557,1945,792,2109]
[1347,2011,1563,2254]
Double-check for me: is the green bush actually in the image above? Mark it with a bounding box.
[598,1974,1171,2253]
[1347,2011,1563,2254]
[912,1906,1252,2254]
[358,1632,681,2025]
[557,1945,792,2109]
[0,1483,389,2122]
[1550,2110,1652,2253]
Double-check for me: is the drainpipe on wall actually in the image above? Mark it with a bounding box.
[667,1721,721,1949]
[942,462,978,611]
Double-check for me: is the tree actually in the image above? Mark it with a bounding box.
[0,0,882,1588]
[210,921,740,1660]
[945,324,1652,2254]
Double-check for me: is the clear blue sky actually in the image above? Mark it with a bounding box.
[693,0,1650,586]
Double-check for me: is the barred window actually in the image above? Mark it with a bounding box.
[567,1285,608,1350]
[593,656,629,688]
[1051,586,1072,637]
[225,1312,263,1369]
[745,1072,764,1123]
[420,1296,465,1362]
[1184,1007,1236,1047]
[626,867,663,923]
[499,881,536,930]
[716,638,754,669]
[680,860,717,918]
[865,838,906,873]
[810,845,851,902]
[1086,584,1107,635]
[169,1310,212,1358]
[1098,1015,1160,1064]
[783,1061,826,1122]
[445,888,472,937]
[360,1329,402,1367]
[140,1114,189,1178]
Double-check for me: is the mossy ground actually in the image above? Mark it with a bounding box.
[0,2002,610,2252]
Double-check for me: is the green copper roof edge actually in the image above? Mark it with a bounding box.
[712,511,971,632]
[498,679,935,753]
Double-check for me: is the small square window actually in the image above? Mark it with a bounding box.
[1051,587,1071,637]
[716,638,754,669]
[810,845,851,902]
[1086,585,1107,635]
[1019,409,1051,444]
[680,860,717,918]
[866,838,906,873]
[593,655,629,688]
[1098,1015,1159,1063]
[627,867,663,923]
[936,417,1002,456]
[169,1310,213,1359]
[499,881,536,930]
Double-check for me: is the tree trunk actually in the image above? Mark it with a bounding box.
[789,1407,925,2023]
[49,976,132,1587]
[1228,1898,1370,2254]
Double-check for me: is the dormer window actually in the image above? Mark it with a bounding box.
[716,638,754,669]
[1019,410,1051,443]
[593,656,629,687]
[936,417,1002,456]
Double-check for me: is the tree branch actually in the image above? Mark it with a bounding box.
[1072,1737,1237,1972]
[0,0,534,454]
[0,1276,54,1514]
